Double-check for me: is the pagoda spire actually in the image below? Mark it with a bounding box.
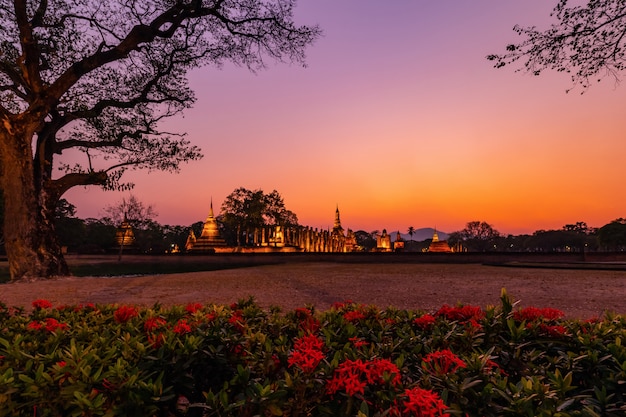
[334,205,341,229]
[209,197,215,218]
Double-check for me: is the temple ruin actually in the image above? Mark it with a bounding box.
[185,204,359,253]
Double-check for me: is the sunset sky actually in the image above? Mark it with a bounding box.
[64,1,626,236]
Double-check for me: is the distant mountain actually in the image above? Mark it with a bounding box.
[387,228,449,242]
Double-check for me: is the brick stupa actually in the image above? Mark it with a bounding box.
[186,200,227,252]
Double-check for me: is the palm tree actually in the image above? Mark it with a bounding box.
[407,226,415,242]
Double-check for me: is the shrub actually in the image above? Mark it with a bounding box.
[0,290,624,416]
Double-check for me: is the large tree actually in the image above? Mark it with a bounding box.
[220,187,298,245]
[449,221,501,252]
[0,0,319,280]
[488,0,626,91]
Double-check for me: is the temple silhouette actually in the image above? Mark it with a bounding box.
[183,201,453,253]
[185,204,358,253]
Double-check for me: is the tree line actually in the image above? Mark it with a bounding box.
[3,189,624,256]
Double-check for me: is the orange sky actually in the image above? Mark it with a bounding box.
[64,1,626,236]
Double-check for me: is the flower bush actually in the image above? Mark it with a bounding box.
[0,290,624,416]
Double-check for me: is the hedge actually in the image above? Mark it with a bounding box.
[0,289,624,416]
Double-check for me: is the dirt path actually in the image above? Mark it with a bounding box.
[1,263,624,318]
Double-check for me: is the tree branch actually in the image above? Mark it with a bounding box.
[14,0,44,96]
[48,171,108,201]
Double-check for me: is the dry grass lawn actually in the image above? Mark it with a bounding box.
[1,262,624,318]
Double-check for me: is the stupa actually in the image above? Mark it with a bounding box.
[187,200,227,252]
[115,218,136,247]
[376,229,392,252]
[427,229,452,253]
[393,231,405,251]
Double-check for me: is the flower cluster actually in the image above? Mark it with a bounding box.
[228,310,245,333]
[173,319,192,335]
[413,314,436,330]
[113,305,138,323]
[184,303,203,314]
[27,317,68,333]
[513,307,565,322]
[1,294,620,417]
[436,304,484,323]
[397,387,449,417]
[422,349,467,376]
[288,334,325,373]
[326,358,401,396]
[32,299,53,310]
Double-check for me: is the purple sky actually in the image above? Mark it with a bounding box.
[64,1,626,235]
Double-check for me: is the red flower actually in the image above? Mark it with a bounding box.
[331,300,354,310]
[114,305,138,323]
[414,314,436,330]
[144,317,167,332]
[349,337,369,348]
[288,334,325,373]
[28,318,68,333]
[147,333,166,349]
[229,310,245,332]
[539,324,568,337]
[27,321,42,331]
[326,358,400,397]
[44,318,68,333]
[185,303,203,314]
[402,387,449,417]
[422,349,466,376]
[32,299,53,309]
[173,319,192,335]
[513,307,565,322]
[288,349,325,373]
[343,310,366,322]
[366,358,401,386]
[436,304,484,323]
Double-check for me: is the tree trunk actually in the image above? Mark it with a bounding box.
[0,127,69,281]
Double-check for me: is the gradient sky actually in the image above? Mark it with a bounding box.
[64,1,626,235]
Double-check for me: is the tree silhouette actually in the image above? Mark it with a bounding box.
[0,0,320,280]
[488,0,626,92]
[407,226,415,242]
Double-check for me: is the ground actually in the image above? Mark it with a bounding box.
[1,261,624,318]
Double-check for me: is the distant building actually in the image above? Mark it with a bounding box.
[427,229,452,253]
[115,218,136,247]
[376,229,392,252]
[186,200,228,253]
[393,231,404,251]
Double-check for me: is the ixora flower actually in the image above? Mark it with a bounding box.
[400,387,449,417]
[144,316,167,332]
[513,307,565,322]
[435,304,484,323]
[228,310,245,332]
[173,319,192,335]
[422,349,467,376]
[326,358,401,397]
[414,314,436,330]
[343,310,367,322]
[288,334,325,373]
[32,299,53,310]
[28,318,68,333]
[114,305,139,323]
[185,303,203,314]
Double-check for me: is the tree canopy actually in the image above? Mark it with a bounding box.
[220,187,298,231]
[488,0,626,91]
[0,0,320,280]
